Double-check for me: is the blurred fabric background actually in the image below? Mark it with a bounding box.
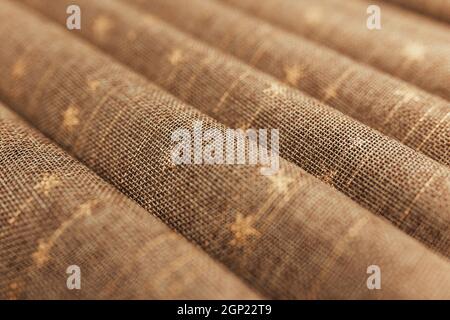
[0,0,449,299]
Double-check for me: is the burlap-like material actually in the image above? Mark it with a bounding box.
[382,0,450,23]
[217,0,450,101]
[0,104,259,299]
[2,1,450,299]
[16,0,450,258]
[113,0,450,167]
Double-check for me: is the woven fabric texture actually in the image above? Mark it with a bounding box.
[218,0,450,101]
[16,0,450,258]
[117,0,450,167]
[0,103,260,299]
[0,0,449,299]
[382,0,450,23]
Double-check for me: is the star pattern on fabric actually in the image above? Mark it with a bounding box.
[394,88,421,103]
[92,15,114,40]
[11,58,26,79]
[87,79,101,92]
[229,213,260,247]
[349,137,366,149]
[263,83,286,98]
[33,173,61,196]
[33,200,98,267]
[303,6,324,26]
[62,105,80,131]
[323,85,338,101]
[283,64,304,86]
[401,42,426,63]
[32,239,53,267]
[7,282,21,300]
[168,49,185,66]
[268,171,294,193]
[7,198,33,225]
[319,170,337,187]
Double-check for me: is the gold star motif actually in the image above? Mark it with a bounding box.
[32,240,52,267]
[323,85,338,101]
[77,200,97,216]
[283,64,304,86]
[87,79,101,92]
[229,213,260,246]
[304,6,323,26]
[11,58,26,79]
[168,49,184,66]
[34,174,61,196]
[62,105,80,131]
[349,137,366,149]
[7,282,20,300]
[92,15,114,39]
[394,88,421,103]
[268,171,294,193]
[33,199,98,267]
[263,83,286,98]
[402,42,426,63]
[319,170,337,187]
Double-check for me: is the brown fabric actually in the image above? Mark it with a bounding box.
[113,0,450,168]
[0,104,259,300]
[217,0,450,101]
[382,0,450,23]
[16,0,450,258]
[1,1,450,299]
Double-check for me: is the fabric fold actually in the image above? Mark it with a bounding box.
[112,0,450,168]
[381,0,450,23]
[16,0,450,258]
[1,0,450,299]
[0,103,260,300]
[217,0,450,101]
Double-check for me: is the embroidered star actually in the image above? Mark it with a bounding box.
[77,199,98,216]
[11,58,26,79]
[304,6,324,26]
[323,85,339,101]
[401,42,426,63]
[268,172,294,193]
[283,64,304,86]
[349,137,366,149]
[33,199,98,267]
[229,213,260,247]
[263,83,286,98]
[62,105,80,131]
[7,282,20,300]
[32,240,52,267]
[92,15,114,39]
[87,79,101,92]
[34,173,61,196]
[168,49,184,66]
[319,170,337,187]
[394,88,421,103]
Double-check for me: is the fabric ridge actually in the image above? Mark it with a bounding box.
[0,0,449,300]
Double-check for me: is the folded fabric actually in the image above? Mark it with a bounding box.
[17,0,450,258]
[2,0,450,299]
[0,104,259,299]
[22,0,450,168]
[217,0,450,101]
[114,0,449,167]
[381,0,450,23]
